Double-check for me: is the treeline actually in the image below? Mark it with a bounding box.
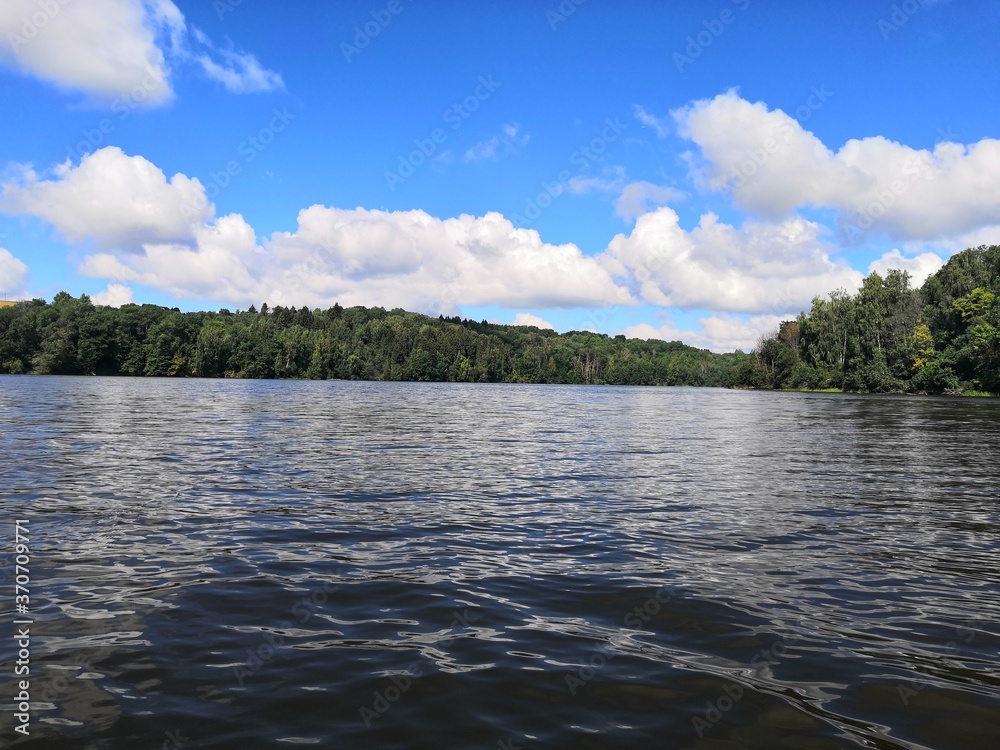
[5,244,995,393]
[739,245,1000,394]
[0,294,745,386]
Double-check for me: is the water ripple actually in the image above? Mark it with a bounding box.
[1,378,998,749]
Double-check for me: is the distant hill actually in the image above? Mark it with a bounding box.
[6,245,996,394]
[0,294,745,386]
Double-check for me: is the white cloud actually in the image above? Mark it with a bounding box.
[511,312,554,330]
[633,105,670,138]
[868,249,944,286]
[463,123,529,163]
[92,282,135,307]
[567,170,683,221]
[500,123,531,148]
[912,225,1000,257]
[0,0,175,105]
[568,165,626,194]
[674,90,1000,242]
[600,207,863,314]
[673,91,863,218]
[259,206,631,311]
[615,181,684,221]
[463,137,499,163]
[0,248,29,295]
[73,204,633,313]
[626,312,784,353]
[78,212,264,303]
[9,148,939,338]
[433,151,455,167]
[191,38,283,93]
[0,0,280,104]
[0,146,213,247]
[128,214,260,299]
[76,253,142,282]
[6,150,616,314]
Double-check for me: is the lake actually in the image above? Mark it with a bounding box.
[1,377,998,749]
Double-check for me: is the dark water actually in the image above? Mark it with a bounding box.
[1,377,998,750]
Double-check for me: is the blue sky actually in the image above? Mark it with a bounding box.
[1,0,998,350]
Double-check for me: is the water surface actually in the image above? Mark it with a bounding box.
[1,377,998,749]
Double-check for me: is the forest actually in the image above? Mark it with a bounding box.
[1,245,996,394]
[741,245,1000,394]
[0,293,743,386]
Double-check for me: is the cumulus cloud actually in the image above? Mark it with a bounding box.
[673,91,864,217]
[86,213,263,301]
[868,249,944,285]
[567,168,683,222]
[673,90,1000,242]
[626,312,785,353]
[0,0,280,104]
[260,206,631,311]
[511,312,554,330]
[73,206,633,313]
[6,147,930,351]
[600,207,863,314]
[915,225,1000,257]
[0,147,213,247]
[615,181,684,221]
[0,248,29,295]
[7,148,627,314]
[92,282,135,307]
[0,0,175,105]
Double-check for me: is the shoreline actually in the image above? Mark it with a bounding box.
[2,372,995,397]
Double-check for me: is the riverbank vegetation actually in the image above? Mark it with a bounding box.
[1,245,996,394]
[739,245,1000,395]
[0,294,742,385]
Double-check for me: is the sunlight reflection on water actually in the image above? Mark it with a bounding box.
[1,377,998,749]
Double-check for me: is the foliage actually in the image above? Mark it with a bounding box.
[5,245,997,395]
[737,245,1000,394]
[0,297,748,387]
